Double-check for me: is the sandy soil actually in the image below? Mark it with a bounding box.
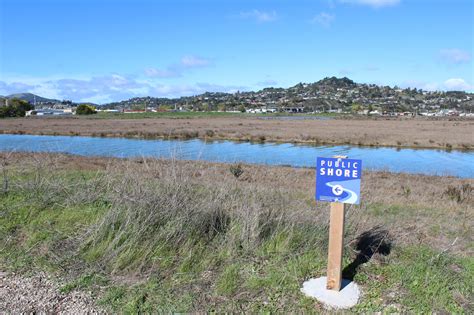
[1,116,473,149]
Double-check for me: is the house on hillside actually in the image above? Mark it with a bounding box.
[282,106,304,113]
[26,109,73,116]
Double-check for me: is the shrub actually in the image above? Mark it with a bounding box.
[205,129,215,137]
[229,163,244,178]
[401,185,411,198]
[76,104,97,115]
[444,184,472,203]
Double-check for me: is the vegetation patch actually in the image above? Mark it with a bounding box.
[0,153,472,312]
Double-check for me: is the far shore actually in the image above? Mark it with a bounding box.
[1,115,473,150]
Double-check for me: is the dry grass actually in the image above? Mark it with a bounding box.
[2,152,472,256]
[1,116,473,149]
[1,152,473,312]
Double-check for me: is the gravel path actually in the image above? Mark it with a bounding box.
[0,271,106,314]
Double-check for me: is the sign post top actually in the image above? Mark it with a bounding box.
[315,156,362,205]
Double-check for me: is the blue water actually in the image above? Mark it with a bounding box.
[0,134,473,178]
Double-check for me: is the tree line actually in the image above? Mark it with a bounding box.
[0,98,33,118]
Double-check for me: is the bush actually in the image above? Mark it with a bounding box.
[444,184,472,203]
[76,104,97,115]
[229,163,244,178]
[0,98,33,118]
[205,129,215,137]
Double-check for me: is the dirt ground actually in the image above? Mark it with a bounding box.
[1,116,473,149]
[0,271,104,313]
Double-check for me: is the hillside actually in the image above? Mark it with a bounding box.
[5,77,474,113]
[102,77,474,113]
[6,93,59,104]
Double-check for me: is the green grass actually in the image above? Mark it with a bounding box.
[60,273,109,294]
[353,246,473,313]
[216,263,241,295]
[0,164,472,313]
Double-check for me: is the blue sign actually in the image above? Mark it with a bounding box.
[315,157,362,204]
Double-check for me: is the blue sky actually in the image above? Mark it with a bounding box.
[0,0,472,103]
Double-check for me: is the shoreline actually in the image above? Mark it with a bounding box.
[1,129,472,152]
[1,134,473,179]
[2,150,473,185]
[0,116,472,150]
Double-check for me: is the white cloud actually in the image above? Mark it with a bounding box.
[144,67,180,78]
[400,78,473,92]
[0,81,37,95]
[340,0,400,8]
[439,49,471,64]
[419,83,439,91]
[0,74,249,104]
[151,82,248,98]
[180,55,211,68]
[1,74,154,103]
[401,80,439,91]
[239,10,277,22]
[311,12,335,27]
[143,55,211,78]
[144,55,212,78]
[443,78,473,91]
[80,94,115,104]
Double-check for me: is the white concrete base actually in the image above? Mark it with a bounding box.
[301,276,360,309]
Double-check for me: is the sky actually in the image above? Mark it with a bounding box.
[0,0,473,103]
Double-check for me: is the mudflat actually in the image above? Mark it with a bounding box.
[1,116,473,149]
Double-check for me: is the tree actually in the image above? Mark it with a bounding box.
[0,98,33,118]
[367,104,374,115]
[351,103,362,113]
[217,103,226,112]
[76,104,97,115]
[201,103,210,112]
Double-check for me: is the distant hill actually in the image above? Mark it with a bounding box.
[315,76,356,88]
[6,93,59,104]
[103,76,474,113]
[6,77,473,113]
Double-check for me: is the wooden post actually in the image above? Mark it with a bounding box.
[326,202,345,290]
[326,154,347,291]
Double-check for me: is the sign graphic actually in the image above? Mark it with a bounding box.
[315,157,362,204]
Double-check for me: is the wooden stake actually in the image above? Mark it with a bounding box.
[326,200,345,291]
